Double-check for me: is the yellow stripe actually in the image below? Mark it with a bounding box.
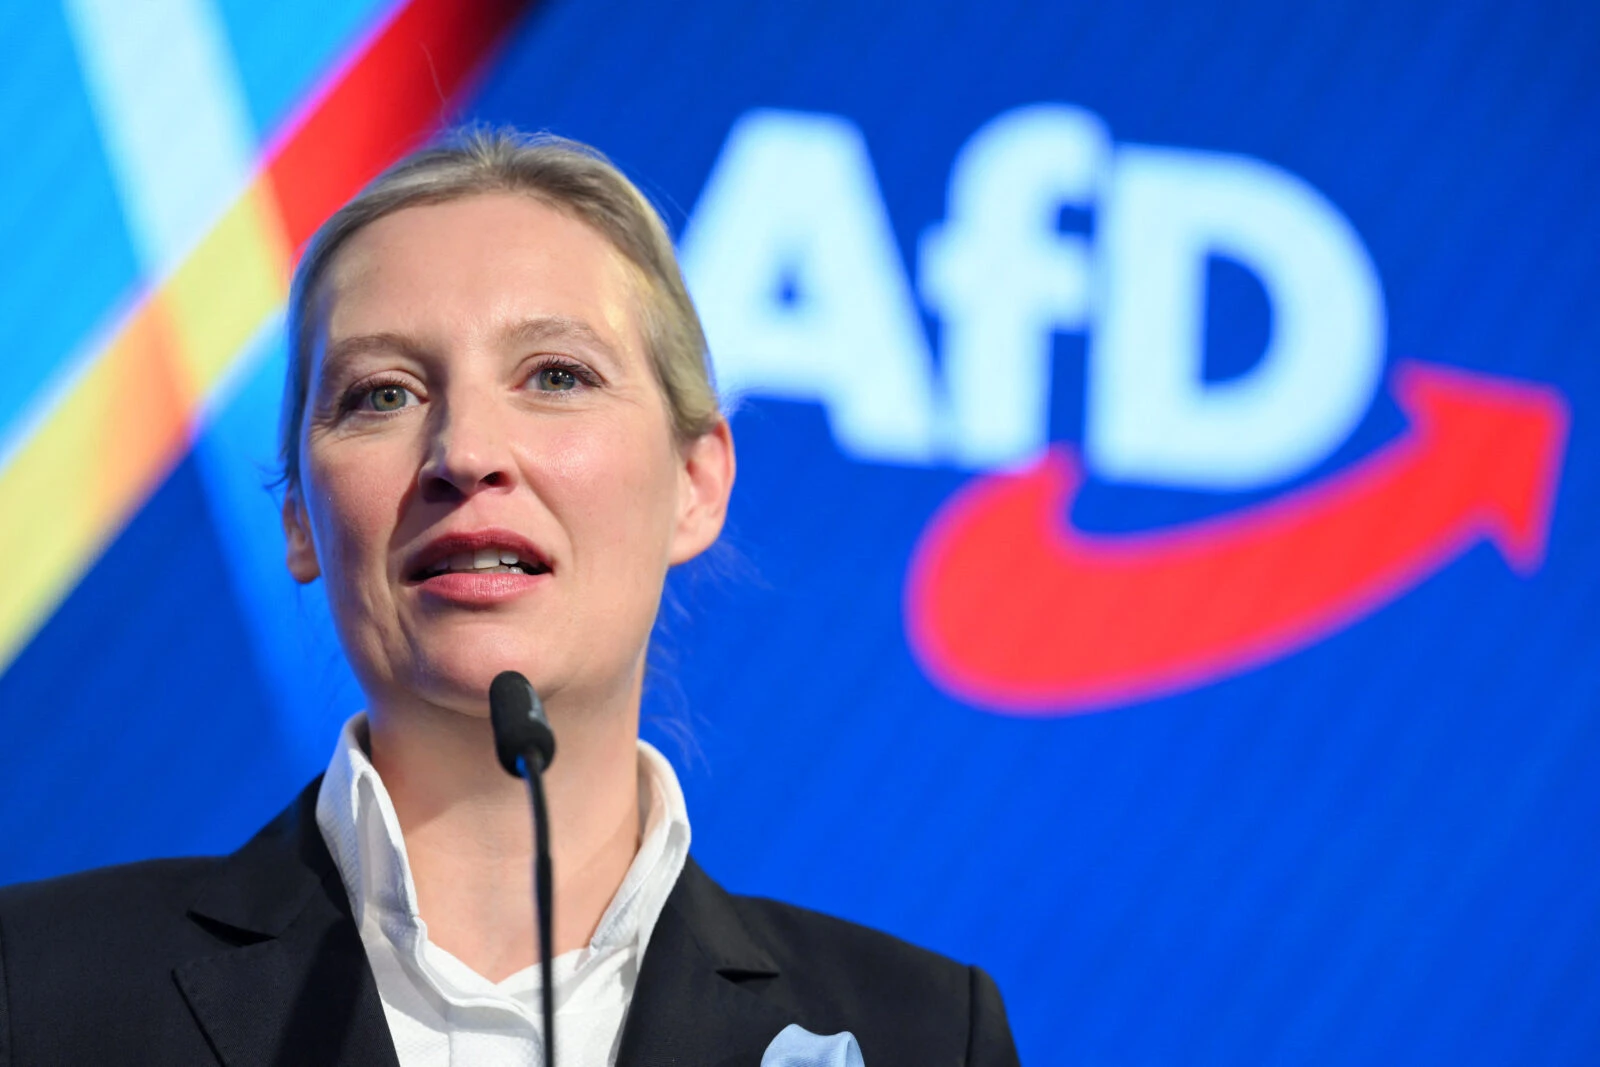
[167,178,291,398]
[0,175,290,669]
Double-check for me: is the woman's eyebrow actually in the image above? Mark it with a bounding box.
[321,331,429,373]
[316,318,621,388]
[502,315,621,362]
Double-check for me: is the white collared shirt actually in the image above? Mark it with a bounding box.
[315,715,692,1067]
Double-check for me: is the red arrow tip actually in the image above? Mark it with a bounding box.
[1393,359,1570,573]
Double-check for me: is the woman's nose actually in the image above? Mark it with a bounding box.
[417,394,514,500]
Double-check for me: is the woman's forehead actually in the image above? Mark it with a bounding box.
[315,192,645,360]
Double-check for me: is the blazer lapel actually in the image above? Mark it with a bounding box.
[617,859,797,1067]
[174,780,400,1067]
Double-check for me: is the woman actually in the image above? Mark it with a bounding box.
[0,130,1019,1066]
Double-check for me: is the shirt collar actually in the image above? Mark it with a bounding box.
[315,713,692,972]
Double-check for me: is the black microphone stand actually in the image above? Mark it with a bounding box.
[489,671,558,1067]
[523,752,555,1067]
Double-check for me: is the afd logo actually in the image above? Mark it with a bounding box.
[681,105,1570,714]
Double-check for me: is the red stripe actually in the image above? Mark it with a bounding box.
[266,0,530,254]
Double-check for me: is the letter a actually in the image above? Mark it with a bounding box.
[680,109,939,464]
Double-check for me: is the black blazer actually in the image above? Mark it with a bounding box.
[0,781,1020,1065]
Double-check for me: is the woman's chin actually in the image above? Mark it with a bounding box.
[372,619,643,718]
[378,641,558,718]
[427,661,552,711]
[405,613,552,672]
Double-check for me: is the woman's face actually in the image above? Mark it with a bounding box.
[284,192,732,718]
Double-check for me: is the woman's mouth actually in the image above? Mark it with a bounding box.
[405,533,555,605]
[417,547,551,579]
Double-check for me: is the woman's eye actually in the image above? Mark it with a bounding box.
[364,384,417,412]
[534,365,580,392]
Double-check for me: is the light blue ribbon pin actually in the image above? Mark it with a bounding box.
[760,1023,866,1067]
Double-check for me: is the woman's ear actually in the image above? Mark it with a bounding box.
[282,489,321,583]
[669,420,736,565]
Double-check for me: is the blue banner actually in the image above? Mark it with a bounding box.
[3,1,1598,1062]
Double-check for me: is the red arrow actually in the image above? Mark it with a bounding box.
[904,360,1570,715]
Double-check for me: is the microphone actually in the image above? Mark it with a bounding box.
[488,670,558,1067]
[490,669,556,776]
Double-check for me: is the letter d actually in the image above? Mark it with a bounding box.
[1088,146,1386,490]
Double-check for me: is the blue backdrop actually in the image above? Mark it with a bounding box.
[2,1,1598,1063]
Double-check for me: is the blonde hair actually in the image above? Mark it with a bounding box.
[280,127,720,490]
